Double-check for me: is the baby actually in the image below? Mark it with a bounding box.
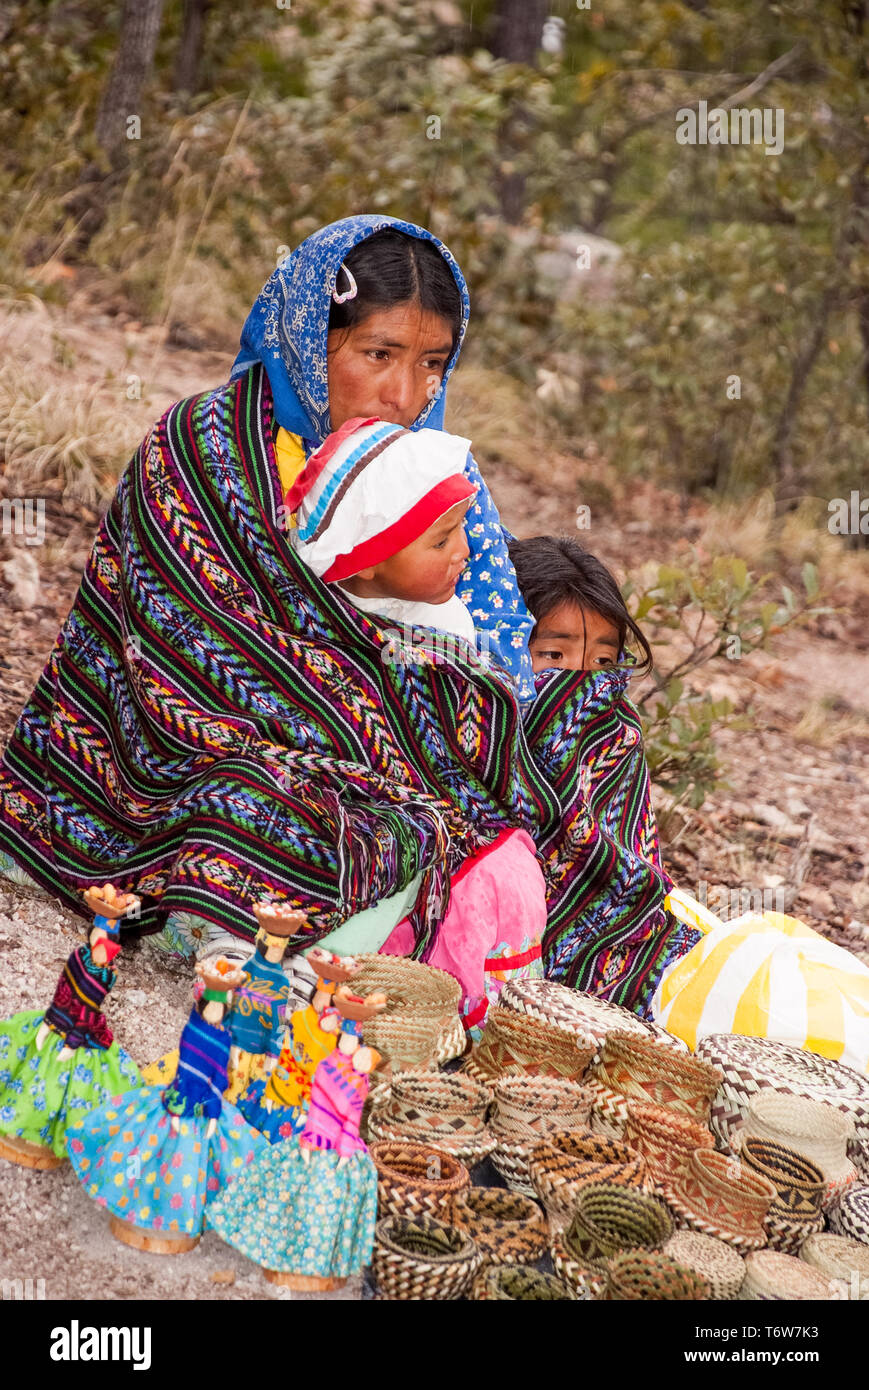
[286,415,478,648]
[507,535,653,675]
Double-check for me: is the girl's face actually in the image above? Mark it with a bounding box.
[529,599,620,673]
[326,303,453,430]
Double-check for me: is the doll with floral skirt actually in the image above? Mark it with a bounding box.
[207,986,387,1290]
[238,946,360,1143]
[67,958,265,1253]
[0,885,141,1169]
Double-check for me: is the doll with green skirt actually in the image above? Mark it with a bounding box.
[0,885,142,1170]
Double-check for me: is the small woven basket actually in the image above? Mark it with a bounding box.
[828,1183,869,1246]
[490,1138,539,1197]
[453,1188,549,1266]
[371,1215,481,1300]
[489,1074,592,1144]
[591,1030,722,1126]
[366,1113,496,1168]
[368,1069,494,1165]
[741,1249,841,1301]
[739,1137,825,1219]
[606,1249,709,1301]
[665,1149,776,1253]
[697,1033,869,1150]
[529,1129,649,1226]
[663,1231,746,1301]
[624,1100,715,1179]
[370,1139,470,1224]
[472,1265,578,1301]
[738,1090,857,1207]
[550,1231,608,1299]
[351,954,464,1067]
[800,1231,869,1294]
[465,1005,595,1084]
[498,980,689,1057]
[763,1208,825,1257]
[565,1180,674,1267]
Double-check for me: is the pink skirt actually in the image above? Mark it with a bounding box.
[381,828,546,1040]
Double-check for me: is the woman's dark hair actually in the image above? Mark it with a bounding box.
[507,535,653,676]
[328,229,463,357]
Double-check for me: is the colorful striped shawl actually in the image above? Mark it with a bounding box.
[0,364,694,1011]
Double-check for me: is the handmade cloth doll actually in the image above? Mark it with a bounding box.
[0,886,141,1168]
[67,959,265,1253]
[224,903,301,1101]
[207,987,387,1289]
[238,946,359,1142]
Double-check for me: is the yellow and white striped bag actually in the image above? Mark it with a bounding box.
[652,888,869,1074]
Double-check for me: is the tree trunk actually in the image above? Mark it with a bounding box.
[489,0,547,225]
[95,0,166,157]
[173,0,210,96]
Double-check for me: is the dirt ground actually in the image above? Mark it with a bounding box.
[1,292,868,1300]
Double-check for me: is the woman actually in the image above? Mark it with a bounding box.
[0,215,691,1015]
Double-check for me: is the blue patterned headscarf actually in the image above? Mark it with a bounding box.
[230,215,471,443]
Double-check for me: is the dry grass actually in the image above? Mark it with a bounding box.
[790,697,869,749]
[445,362,572,486]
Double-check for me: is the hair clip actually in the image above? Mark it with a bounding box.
[331,263,358,305]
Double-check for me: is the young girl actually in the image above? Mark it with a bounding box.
[507,535,653,676]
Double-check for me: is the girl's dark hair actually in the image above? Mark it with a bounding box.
[328,229,463,356]
[507,535,653,676]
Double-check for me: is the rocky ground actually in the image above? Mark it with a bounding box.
[1,291,868,1300]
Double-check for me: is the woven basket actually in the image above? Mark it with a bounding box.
[565,1180,674,1267]
[550,1231,608,1299]
[370,1140,470,1223]
[591,1030,722,1126]
[739,1137,825,1220]
[829,1183,869,1245]
[763,1208,825,1257]
[465,1006,595,1084]
[851,1139,869,1181]
[368,1069,494,1164]
[472,1265,578,1300]
[530,1130,649,1225]
[665,1149,776,1253]
[371,1214,481,1300]
[739,1090,857,1200]
[453,1187,549,1266]
[624,1100,715,1179]
[351,954,464,1067]
[489,1074,592,1144]
[585,1079,633,1139]
[663,1231,746,1300]
[800,1231,869,1292]
[606,1249,709,1301]
[741,1249,841,1301]
[490,1138,539,1197]
[498,980,689,1055]
[696,1033,869,1150]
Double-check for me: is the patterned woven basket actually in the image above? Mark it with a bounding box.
[585,1079,633,1139]
[696,1033,869,1150]
[665,1149,776,1253]
[489,1074,592,1144]
[624,1100,715,1179]
[368,1069,494,1164]
[851,1139,869,1181]
[370,1139,470,1223]
[741,1249,841,1301]
[737,1091,858,1211]
[828,1183,869,1245]
[550,1231,608,1299]
[472,1265,578,1300]
[453,1187,549,1266]
[591,1030,722,1126]
[371,1215,481,1300]
[530,1129,650,1225]
[565,1180,674,1267]
[800,1231,869,1292]
[763,1208,825,1257]
[498,980,689,1056]
[351,954,464,1066]
[490,1138,539,1197]
[606,1249,709,1301]
[663,1230,746,1300]
[465,1006,595,1084]
[739,1137,825,1219]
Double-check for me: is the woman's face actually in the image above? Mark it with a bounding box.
[327,302,454,430]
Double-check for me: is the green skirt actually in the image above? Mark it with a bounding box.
[0,1010,141,1157]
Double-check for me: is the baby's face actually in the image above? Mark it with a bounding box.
[529,599,620,673]
[364,496,472,605]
